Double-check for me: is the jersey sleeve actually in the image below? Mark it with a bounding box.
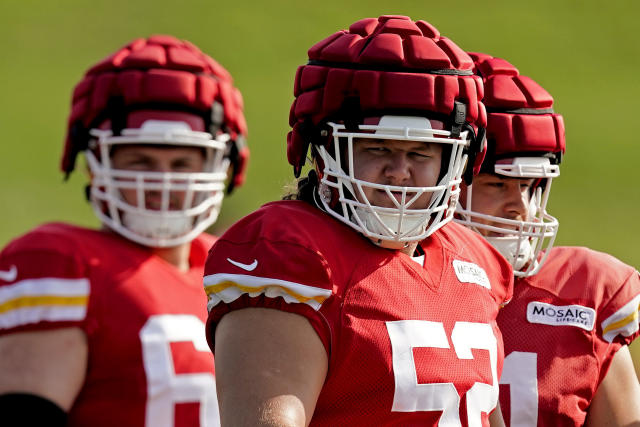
[0,227,90,335]
[600,268,640,345]
[203,207,335,354]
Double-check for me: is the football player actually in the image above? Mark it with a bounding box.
[0,35,248,426]
[456,53,640,426]
[204,16,513,426]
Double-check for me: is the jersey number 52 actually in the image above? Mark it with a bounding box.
[386,320,499,427]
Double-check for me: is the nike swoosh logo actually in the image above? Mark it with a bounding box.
[0,265,18,282]
[226,258,258,272]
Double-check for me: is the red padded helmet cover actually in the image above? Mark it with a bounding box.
[287,16,487,174]
[62,35,249,189]
[470,53,565,160]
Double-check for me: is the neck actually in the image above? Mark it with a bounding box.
[102,226,192,272]
[150,243,192,272]
[401,241,420,256]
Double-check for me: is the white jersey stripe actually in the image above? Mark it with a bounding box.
[203,273,332,311]
[0,305,88,329]
[0,277,90,304]
[0,278,90,330]
[601,293,640,343]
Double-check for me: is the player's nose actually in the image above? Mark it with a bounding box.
[503,182,528,219]
[383,152,411,184]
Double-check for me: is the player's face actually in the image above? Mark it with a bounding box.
[110,145,206,210]
[351,138,442,209]
[468,173,535,236]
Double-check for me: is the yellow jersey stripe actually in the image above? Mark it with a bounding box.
[602,303,639,336]
[0,277,90,305]
[205,281,329,305]
[0,295,88,315]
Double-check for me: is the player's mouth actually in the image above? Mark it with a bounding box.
[370,189,404,207]
[144,193,183,210]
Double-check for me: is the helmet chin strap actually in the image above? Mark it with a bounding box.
[349,172,450,249]
[121,212,193,245]
[352,207,427,249]
[485,235,537,272]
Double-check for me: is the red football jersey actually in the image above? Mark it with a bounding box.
[204,200,513,426]
[497,246,640,427]
[0,223,219,427]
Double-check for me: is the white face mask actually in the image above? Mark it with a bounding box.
[121,212,193,242]
[86,120,230,248]
[455,157,560,277]
[316,115,471,248]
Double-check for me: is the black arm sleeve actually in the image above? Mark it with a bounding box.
[0,393,67,426]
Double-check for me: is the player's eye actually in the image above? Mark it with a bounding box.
[119,157,153,170]
[520,180,535,191]
[409,151,432,160]
[172,159,196,170]
[365,145,389,154]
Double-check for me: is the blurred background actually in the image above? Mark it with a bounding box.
[1,0,638,367]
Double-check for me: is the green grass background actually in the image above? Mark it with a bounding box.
[1,1,639,367]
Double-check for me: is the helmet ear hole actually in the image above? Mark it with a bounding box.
[226,135,249,194]
[462,125,485,186]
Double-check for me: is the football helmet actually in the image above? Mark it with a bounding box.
[455,53,565,276]
[61,35,248,247]
[287,16,487,248]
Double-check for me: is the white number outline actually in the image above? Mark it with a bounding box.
[387,320,498,427]
[500,351,538,427]
[140,314,219,427]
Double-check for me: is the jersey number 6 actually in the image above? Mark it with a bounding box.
[140,314,219,427]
